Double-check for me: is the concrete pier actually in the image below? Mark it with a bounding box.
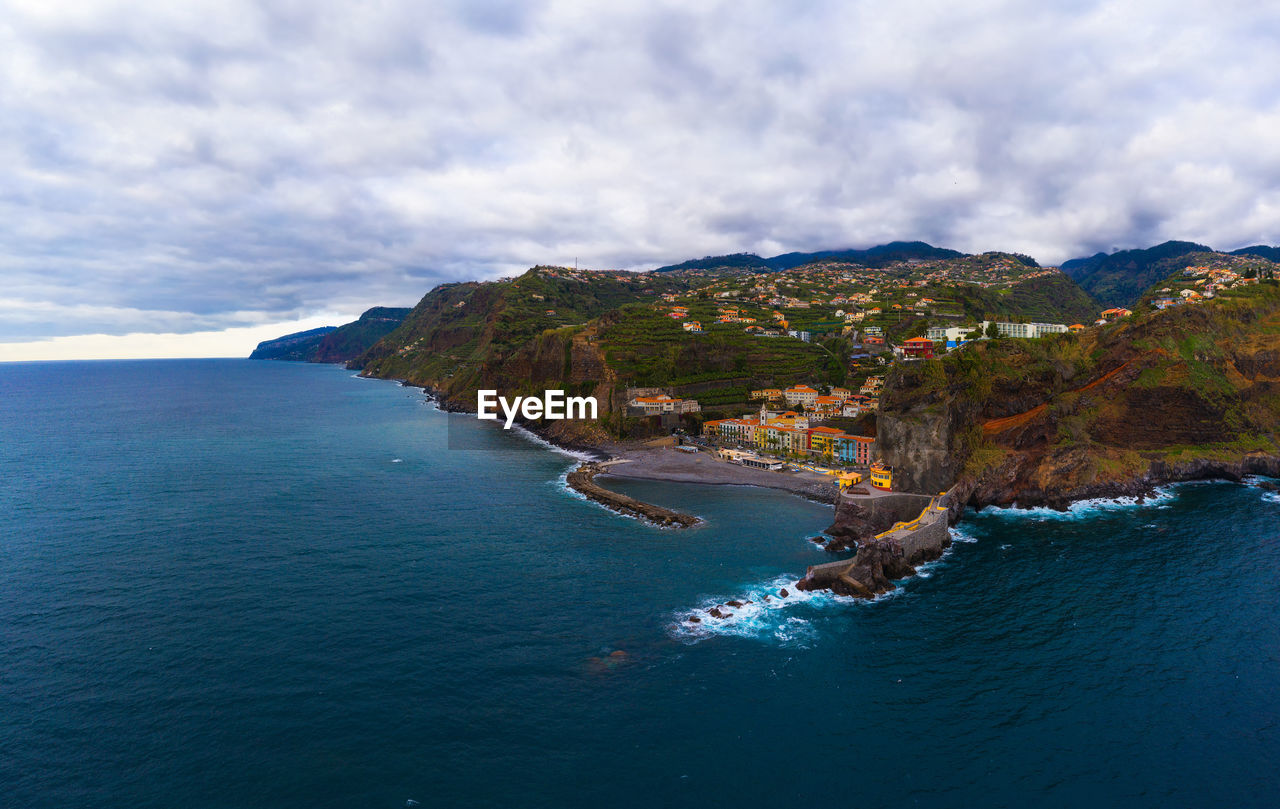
[566,461,702,528]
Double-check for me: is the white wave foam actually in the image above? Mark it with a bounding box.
[976,486,1176,521]
[505,422,600,462]
[950,525,979,544]
[391,458,402,463]
[667,573,900,645]
[1243,476,1280,504]
[670,574,838,645]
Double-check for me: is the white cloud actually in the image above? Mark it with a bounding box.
[0,313,351,362]
[2,0,1279,357]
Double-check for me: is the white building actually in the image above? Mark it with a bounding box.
[979,321,1069,339]
[926,325,981,347]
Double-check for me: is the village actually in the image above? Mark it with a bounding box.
[615,252,1274,496]
[625,383,892,494]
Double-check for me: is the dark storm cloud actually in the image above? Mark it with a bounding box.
[3,0,1280,341]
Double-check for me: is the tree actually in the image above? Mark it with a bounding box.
[985,322,1000,339]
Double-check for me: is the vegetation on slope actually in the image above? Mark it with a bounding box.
[879,278,1280,502]
[311,307,412,363]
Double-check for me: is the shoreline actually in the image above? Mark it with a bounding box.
[594,445,840,505]
[360,368,1279,518]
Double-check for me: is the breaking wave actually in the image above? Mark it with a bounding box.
[974,487,1176,521]
[508,422,600,462]
[669,574,846,646]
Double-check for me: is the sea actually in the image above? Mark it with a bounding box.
[2,359,1278,808]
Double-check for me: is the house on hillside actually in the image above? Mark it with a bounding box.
[899,337,935,359]
[782,385,820,408]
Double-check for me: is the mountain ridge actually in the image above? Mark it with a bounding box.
[654,241,965,273]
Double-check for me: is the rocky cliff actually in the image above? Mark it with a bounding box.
[878,283,1280,508]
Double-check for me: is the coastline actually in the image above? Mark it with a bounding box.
[360,368,1279,548]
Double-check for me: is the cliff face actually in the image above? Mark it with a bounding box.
[310,307,411,363]
[249,327,337,360]
[878,284,1280,508]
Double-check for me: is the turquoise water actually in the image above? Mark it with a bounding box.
[2,360,1278,807]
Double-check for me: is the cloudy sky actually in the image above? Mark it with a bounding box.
[3,0,1280,359]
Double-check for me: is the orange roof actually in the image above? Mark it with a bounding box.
[807,426,845,435]
[903,337,933,344]
[787,385,818,392]
[634,395,674,403]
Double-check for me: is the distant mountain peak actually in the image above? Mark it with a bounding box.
[654,241,965,273]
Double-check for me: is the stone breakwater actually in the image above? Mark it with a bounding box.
[797,490,957,599]
[566,462,702,528]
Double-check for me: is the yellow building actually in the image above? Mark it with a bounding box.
[806,426,844,458]
[757,424,781,451]
[870,462,892,490]
[836,471,863,491]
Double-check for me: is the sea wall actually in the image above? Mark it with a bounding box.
[799,488,957,598]
[823,491,935,551]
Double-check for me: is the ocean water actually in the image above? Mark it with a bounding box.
[1,359,1278,808]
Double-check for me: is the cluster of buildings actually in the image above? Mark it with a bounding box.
[1150,264,1264,310]
[703,404,878,467]
[750,383,880,416]
[626,391,702,415]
